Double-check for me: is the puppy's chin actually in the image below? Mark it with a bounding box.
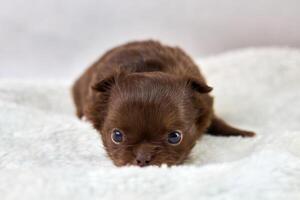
[112,159,181,167]
[108,150,190,167]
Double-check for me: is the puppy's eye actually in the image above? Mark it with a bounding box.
[111,129,123,144]
[167,131,182,145]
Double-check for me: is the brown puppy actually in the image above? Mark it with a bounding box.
[72,40,255,167]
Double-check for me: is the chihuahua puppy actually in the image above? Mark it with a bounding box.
[72,40,255,167]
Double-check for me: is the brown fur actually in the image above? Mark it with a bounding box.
[72,40,255,167]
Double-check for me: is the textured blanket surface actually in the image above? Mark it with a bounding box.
[0,48,300,200]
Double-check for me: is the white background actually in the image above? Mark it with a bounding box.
[0,0,299,79]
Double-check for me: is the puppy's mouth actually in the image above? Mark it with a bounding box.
[128,160,165,167]
[122,155,183,167]
[112,155,185,167]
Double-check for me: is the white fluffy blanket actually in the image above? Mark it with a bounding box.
[1,48,300,200]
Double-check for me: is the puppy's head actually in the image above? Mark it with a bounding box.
[87,72,213,167]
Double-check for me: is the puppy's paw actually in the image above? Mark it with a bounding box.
[81,116,89,122]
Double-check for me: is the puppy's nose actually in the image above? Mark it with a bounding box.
[136,153,152,167]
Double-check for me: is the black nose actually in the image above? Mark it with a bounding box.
[136,153,152,167]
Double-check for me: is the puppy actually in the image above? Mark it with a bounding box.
[72,40,255,167]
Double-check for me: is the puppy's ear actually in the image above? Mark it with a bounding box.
[92,75,116,92]
[92,71,128,92]
[186,77,213,93]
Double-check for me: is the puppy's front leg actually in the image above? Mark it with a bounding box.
[206,116,255,137]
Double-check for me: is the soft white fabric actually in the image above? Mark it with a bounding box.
[0,48,300,200]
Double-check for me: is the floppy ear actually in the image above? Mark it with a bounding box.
[187,77,213,93]
[92,70,128,92]
[92,75,116,92]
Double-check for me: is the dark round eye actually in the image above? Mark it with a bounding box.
[111,129,123,144]
[167,131,182,145]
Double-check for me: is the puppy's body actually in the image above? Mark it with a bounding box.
[73,40,207,118]
[73,40,254,167]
